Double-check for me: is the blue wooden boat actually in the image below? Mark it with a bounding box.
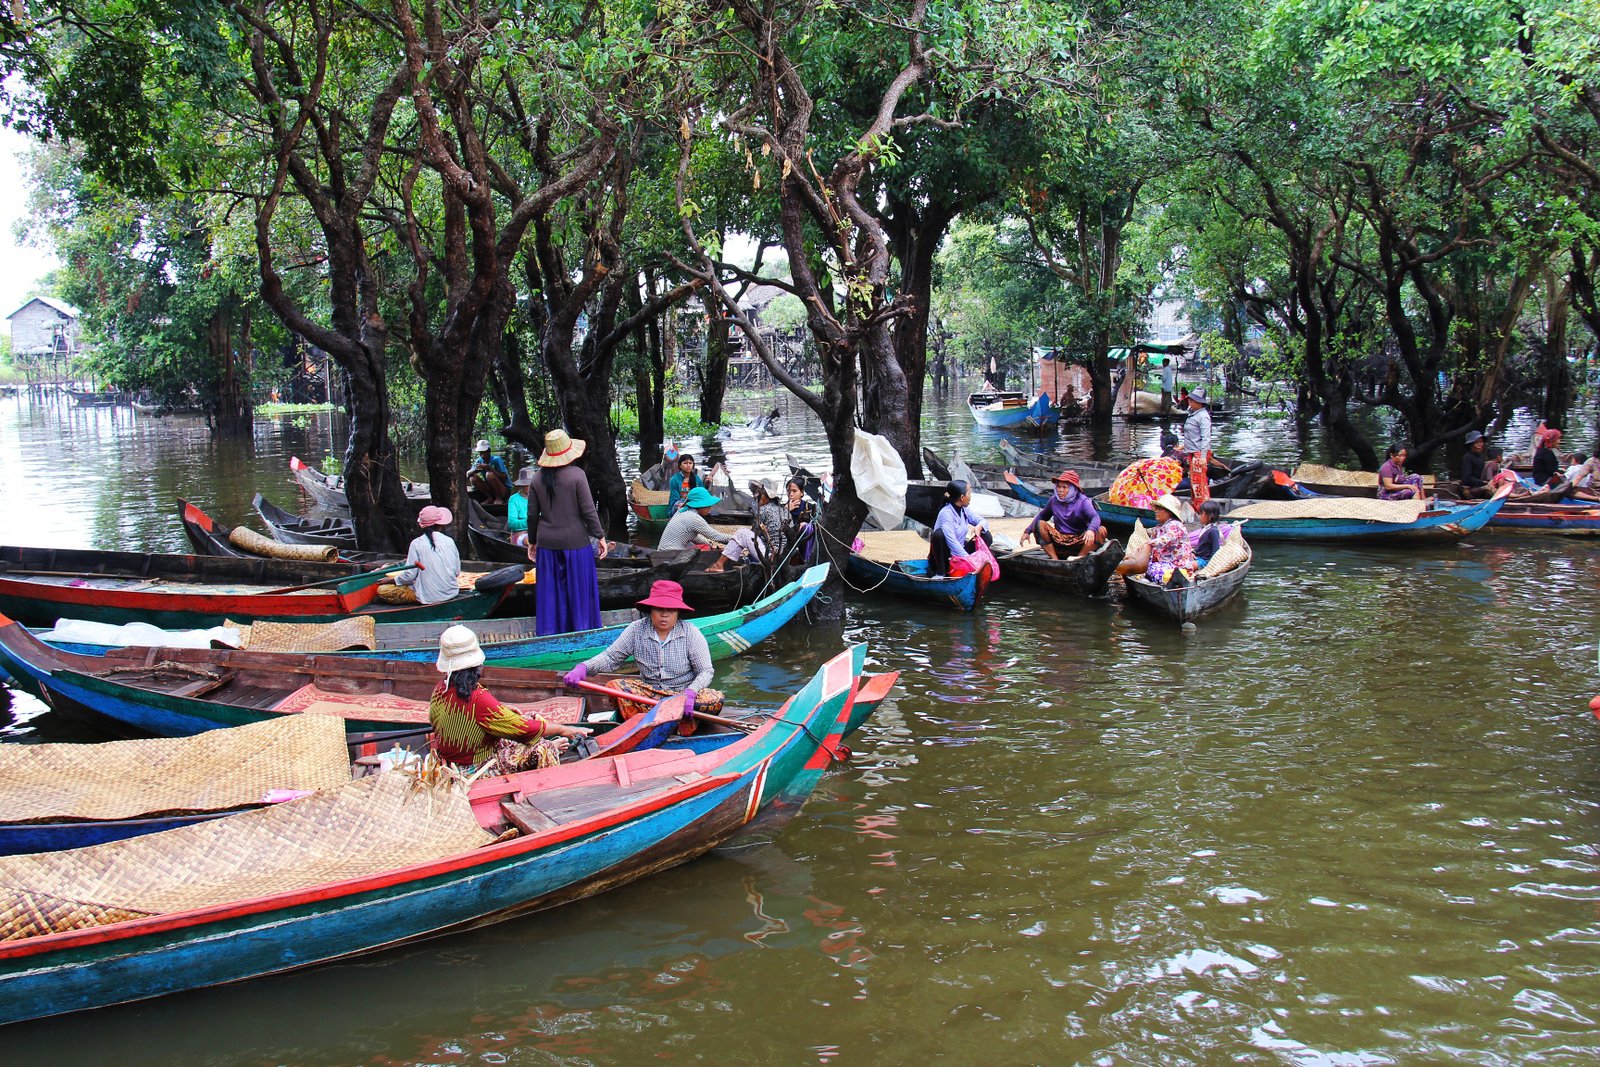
[1093,485,1510,543]
[967,390,1060,430]
[38,564,831,672]
[0,644,880,1026]
[844,554,985,611]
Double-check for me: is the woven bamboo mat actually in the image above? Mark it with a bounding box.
[227,526,340,563]
[1291,463,1436,488]
[853,529,931,565]
[632,479,669,506]
[228,616,378,653]
[0,716,352,825]
[1229,497,1425,523]
[0,771,494,941]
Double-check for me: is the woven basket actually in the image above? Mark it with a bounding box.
[227,526,340,563]
[0,716,352,825]
[1126,520,1150,555]
[0,771,493,941]
[1198,533,1250,578]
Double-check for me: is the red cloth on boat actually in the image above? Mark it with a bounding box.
[1189,451,1211,507]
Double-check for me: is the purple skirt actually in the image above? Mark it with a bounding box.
[534,545,602,636]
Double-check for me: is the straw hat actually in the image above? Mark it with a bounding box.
[417,505,453,528]
[436,625,485,673]
[1152,494,1185,518]
[538,429,586,467]
[637,579,694,614]
[475,439,491,453]
[684,486,721,509]
[513,467,535,487]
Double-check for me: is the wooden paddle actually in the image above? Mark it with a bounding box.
[573,677,755,731]
[264,561,411,595]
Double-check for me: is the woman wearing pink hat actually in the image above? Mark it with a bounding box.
[563,579,719,719]
[386,505,462,605]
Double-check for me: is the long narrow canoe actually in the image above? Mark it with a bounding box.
[0,546,510,629]
[627,479,755,525]
[289,455,432,512]
[1481,500,1600,536]
[254,493,357,549]
[999,539,1126,598]
[1124,541,1253,623]
[844,554,986,612]
[1093,485,1510,543]
[44,564,832,671]
[0,644,883,1026]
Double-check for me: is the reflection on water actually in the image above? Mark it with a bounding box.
[2,390,1600,1062]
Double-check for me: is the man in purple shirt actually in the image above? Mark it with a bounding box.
[1021,470,1108,559]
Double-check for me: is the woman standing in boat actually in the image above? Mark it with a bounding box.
[386,506,462,605]
[527,430,611,637]
[431,625,591,770]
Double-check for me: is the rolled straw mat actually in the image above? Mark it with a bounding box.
[0,715,351,825]
[227,525,339,563]
[0,770,493,941]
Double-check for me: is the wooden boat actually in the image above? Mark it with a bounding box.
[1123,535,1252,623]
[999,538,1125,598]
[844,554,985,611]
[0,644,887,1026]
[1288,462,1469,499]
[254,493,358,549]
[1481,500,1600,536]
[0,546,512,629]
[66,388,122,407]
[289,455,432,512]
[627,478,754,525]
[967,389,1060,430]
[43,564,832,672]
[1093,484,1511,543]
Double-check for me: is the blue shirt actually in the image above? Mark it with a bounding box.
[1025,487,1102,538]
[471,454,509,480]
[667,471,704,514]
[933,503,988,562]
[506,491,529,533]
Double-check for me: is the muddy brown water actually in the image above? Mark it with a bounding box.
[2,390,1599,1063]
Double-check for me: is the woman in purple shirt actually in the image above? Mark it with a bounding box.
[1020,470,1107,559]
[927,481,991,576]
[1377,444,1428,503]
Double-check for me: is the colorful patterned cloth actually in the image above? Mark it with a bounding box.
[1145,518,1197,585]
[1189,451,1211,506]
[1108,457,1184,509]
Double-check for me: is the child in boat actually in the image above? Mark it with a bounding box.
[429,626,591,770]
[1190,501,1228,565]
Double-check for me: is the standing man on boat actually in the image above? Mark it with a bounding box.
[1160,357,1176,415]
[1020,471,1108,559]
[1180,389,1213,505]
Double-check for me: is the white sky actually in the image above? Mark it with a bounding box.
[0,122,57,319]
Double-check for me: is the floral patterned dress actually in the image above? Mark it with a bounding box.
[1145,518,1198,585]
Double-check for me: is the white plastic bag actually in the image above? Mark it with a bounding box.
[850,430,908,532]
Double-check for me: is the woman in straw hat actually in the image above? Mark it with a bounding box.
[528,429,611,637]
[1115,494,1197,587]
[563,579,720,721]
[705,479,787,573]
[430,625,592,770]
[383,506,462,605]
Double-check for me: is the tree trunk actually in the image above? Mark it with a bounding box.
[211,302,252,437]
[699,292,731,425]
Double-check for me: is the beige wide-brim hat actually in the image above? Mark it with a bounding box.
[436,624,486,673]
[513,466,535,487]
[1152,494,1186,519]
[539,429,587,467]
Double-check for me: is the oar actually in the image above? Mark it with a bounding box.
[265,561,411,595]
[573,677,755,731]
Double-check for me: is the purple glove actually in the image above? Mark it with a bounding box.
[681,690,697,717]
[563,664,588,687]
